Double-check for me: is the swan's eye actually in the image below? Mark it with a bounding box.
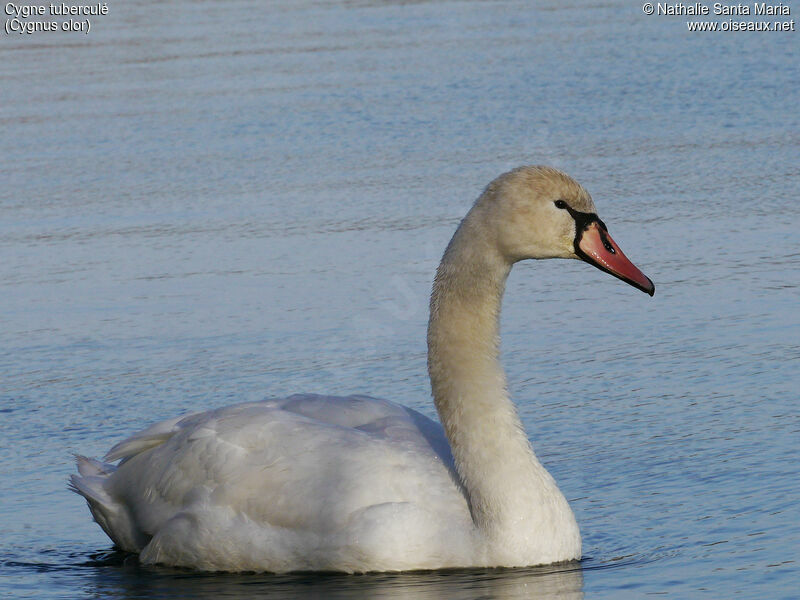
[554,200,568,209]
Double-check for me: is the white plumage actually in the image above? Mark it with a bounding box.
[74,394,474,571]
[72,166,653,572]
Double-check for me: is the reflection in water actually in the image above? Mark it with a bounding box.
[86,553,583,600]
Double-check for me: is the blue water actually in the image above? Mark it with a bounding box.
[1,1,798,598]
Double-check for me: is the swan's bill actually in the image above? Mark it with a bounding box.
[577,221,655,296]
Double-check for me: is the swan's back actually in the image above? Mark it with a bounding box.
[72,394,475,572]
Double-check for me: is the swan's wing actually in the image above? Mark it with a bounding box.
[102,393,452,466]
[75,394,470,567]
[104,411,202,462]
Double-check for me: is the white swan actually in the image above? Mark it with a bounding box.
[71,166,654,573]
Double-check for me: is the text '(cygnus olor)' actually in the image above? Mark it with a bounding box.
[71,166,654,572]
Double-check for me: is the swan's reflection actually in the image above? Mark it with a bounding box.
[87,553,583,600]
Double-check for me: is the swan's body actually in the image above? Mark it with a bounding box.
[73,394,479,571]
[72,166,654,572]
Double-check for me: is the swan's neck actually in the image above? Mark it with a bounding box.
[427,213,580,563]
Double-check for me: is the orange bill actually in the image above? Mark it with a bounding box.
[577,222,655,296]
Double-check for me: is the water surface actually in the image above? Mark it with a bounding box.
[1,1,798,598]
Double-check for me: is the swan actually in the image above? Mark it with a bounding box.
[71,166,654,573]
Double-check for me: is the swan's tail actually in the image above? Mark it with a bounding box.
[69,455,143,552]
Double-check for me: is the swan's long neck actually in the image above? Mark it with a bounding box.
[427,210,580,563]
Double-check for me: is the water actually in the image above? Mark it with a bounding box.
[1,0,798,598]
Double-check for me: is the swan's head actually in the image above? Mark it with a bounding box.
[477,165,654,295]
